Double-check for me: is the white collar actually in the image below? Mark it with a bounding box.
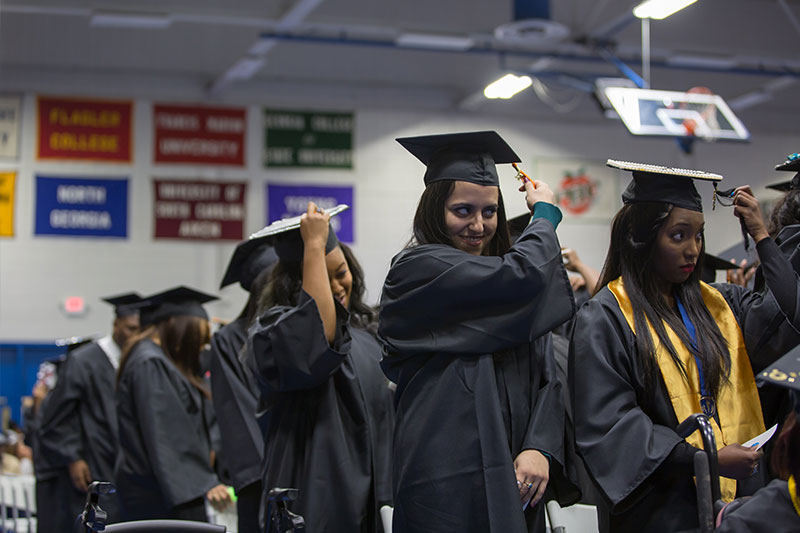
[96,335,121,370]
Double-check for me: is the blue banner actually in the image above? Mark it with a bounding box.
[267,183,353,243]
[35,176,128,237]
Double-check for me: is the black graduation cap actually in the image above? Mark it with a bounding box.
[220,239,279,292]
[55,335,95,353]
[248,205,349,263]
[756,344,800,419]
[139,286,218,327]
[396,130,521,187]
[700,252,740,284]
[607,159,723,212]
[101,292,143,318]
[766,153,800,192]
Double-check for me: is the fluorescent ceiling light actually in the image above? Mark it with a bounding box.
[633,0,697,20]
[91,11,172,29]
[226,57,266,80]
[484,74,532,99]
[395,33,474,51]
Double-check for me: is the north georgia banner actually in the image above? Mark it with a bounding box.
[37,96,133,162]
[154,104,246,166]
[35,176,128,237]
[0,172,16,236]
[153,179,247,241]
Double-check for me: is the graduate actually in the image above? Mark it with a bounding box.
[36,293,141,527]
[569,161,800,533]
[715,346,800,532]
[242,204,394,533]
[33,336,94,533]
[379,131,576,532]
[115,286,231,521]
[209,239,277,533]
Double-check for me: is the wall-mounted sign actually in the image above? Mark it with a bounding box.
[35,176,128,237]
[0,96,21,159]
[264,109,353,168]
[0,171,16,236]
[534,158,619,222]
[154,104,246,166]
[37,96,133,162]
[267,183,353,243]
[153,179,246,241]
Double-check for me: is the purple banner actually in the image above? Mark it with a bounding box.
[267,183,353,243]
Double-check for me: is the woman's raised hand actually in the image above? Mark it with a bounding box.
[520,179,555,212]
[732,186,769,243]
[300,201,330,251]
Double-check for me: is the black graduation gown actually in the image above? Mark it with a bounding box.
[715,479,800,532]
[34,393,86,533]
[36,341,121,526]
[755,224,800,440]
[208,317,264,532]
[243,291,394,533]
[115,339,218,520]
[569,238,800,533]
[378,217,576,533]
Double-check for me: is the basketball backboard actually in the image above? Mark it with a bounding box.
[603,87,750,141]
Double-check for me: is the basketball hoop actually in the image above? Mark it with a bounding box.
[682,86,720,142]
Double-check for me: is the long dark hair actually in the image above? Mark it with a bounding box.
[410,179,512,257]
[256,244,376,331]
[239,266,275,325]
[596,202,731,398]
[767,188,800,239]
[770,413,800,495]
[118,315,211,398]
[339,242,378,332]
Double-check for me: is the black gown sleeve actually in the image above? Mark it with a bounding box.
[713,237,800,373]
[379,217,575,360]
[131,358,217,508]
[37,355,84,468]
[568,294,684,510]
[246,290,352,393]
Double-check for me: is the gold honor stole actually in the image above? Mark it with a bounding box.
[608,277,765,501]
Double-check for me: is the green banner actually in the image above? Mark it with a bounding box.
[264,109,353,168]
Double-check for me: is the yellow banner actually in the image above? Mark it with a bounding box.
[0,172,16,236]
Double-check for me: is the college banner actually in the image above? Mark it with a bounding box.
[534,158,620,222]
[153,179,246,241]
[35,176,128,237]
[0,96,21,159]
[267,183,353,243]
[0,172,16,236]
[37,96,132,162]
[154,104,246,166]
[264,109,353,168]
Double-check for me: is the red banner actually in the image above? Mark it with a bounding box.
[37,96,132,162]
[154,104,246,166]
[153,179,247,241]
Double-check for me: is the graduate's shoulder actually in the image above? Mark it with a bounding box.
[573,286,631,337]
[210,318,247,352]
[123,339,172,374]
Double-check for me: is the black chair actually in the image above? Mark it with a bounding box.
[676,413,725,533]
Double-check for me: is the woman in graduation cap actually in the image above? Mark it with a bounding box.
[379,131,577,532]
[569,161,800,533]
[241,204,394,533]
[115,286,232,521]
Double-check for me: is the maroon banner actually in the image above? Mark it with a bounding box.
[38,96,132,162]
[154,104,246,166]
[153,179,246,241]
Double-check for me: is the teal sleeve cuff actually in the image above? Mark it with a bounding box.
[531,202,562,229]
